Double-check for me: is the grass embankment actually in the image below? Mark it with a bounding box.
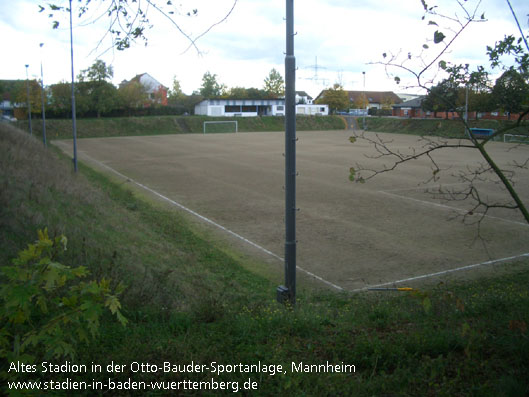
[1,123,529,395]
[15,115,345,139]
[363,117,529,138]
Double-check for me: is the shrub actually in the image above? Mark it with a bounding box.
[0,229,127,381]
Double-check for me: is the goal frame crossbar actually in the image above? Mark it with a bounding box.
[504,133,529,143]
[203,121,238,134]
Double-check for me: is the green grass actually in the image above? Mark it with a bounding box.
[1,122,529,395]
[14,114,345,140]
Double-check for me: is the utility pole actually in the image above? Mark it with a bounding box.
[25,64,33,136]
[277,0,297,305]
[69,0,79,172]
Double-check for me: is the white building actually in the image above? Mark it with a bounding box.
[194,99,328,117]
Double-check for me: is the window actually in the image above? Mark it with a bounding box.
[277,105,284,111]
[225,105,241,113]
[242,106,257,113]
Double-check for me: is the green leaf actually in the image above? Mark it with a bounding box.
[349,167,356,182]
[105,295,121,314]
[423,44,429,49]
[434,30,446,44]
[394,76,401,84]
[428,20,438,26]
[349,136,356,144]
[116,310,128,327]
[439,60,447,70]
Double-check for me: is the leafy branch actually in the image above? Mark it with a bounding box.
[39,0,238,54]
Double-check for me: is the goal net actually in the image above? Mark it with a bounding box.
[203,121,238,134]
[504,134,529,144]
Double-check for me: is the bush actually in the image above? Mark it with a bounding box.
[0,229,126,384]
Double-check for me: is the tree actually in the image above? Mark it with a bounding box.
[13,79,42,116]
[316,84,349,114]
[77,60,118,117]
[353,93,368,110]
[353,1,529,225]
[118,80,148,112]
[421,79,460,118]
[199,71,226,98]
[492,69,529,119]
[78,60,113,83]
[48,82,72,117]
[167,76,185,104]
[263,68,285,98]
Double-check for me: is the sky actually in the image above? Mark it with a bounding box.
[1,0,528,98]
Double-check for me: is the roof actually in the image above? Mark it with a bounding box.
[392,96,425,108]
[296,91,313,99]
[197,99,285,106]
[315,90,402,105]
[346,91,402,104]
[123,73,168,91]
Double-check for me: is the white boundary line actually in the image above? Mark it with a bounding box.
[352,252,529,292]
[378,190,529,228]
[79,153,344,291]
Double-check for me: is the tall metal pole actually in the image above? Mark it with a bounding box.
[69,0,79,172]
[277,0,297,305]
[25,64,33,136]
[464,85,469,136]
[39,43,47,147]
[362,71,366,130]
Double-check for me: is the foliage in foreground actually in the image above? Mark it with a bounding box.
[0,229,126,389]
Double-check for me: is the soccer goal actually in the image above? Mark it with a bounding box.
[504,134,529,144]
[203,120,238,134]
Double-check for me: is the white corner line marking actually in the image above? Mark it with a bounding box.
[80,153,344,291]
[378,190,529,228]
[352,252,529,292]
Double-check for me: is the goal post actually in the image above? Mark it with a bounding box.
[203,120,238,134]
[504,134,529,144]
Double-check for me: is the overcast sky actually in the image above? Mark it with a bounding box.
[1,0,528,98]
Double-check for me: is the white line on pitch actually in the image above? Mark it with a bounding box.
[381,181,469,193]
[378,190,529,228]
[79,153,344,291]
[352,252,529,292]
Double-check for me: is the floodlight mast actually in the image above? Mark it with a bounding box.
[69,0,78,173]
[277,0,297,305]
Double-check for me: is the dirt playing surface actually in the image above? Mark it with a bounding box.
[54,130,529,291]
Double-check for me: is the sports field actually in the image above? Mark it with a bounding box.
[53,130,529,292]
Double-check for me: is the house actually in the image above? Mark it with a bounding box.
[392,97,529,121]
[314,90,402,110]
[120,73,168,106]
[396,93,422,103]
[195,99,285,117]
[296,91,313,104]
[194,99,329,117]
[392,96,426,118]
[296,103,329,116]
